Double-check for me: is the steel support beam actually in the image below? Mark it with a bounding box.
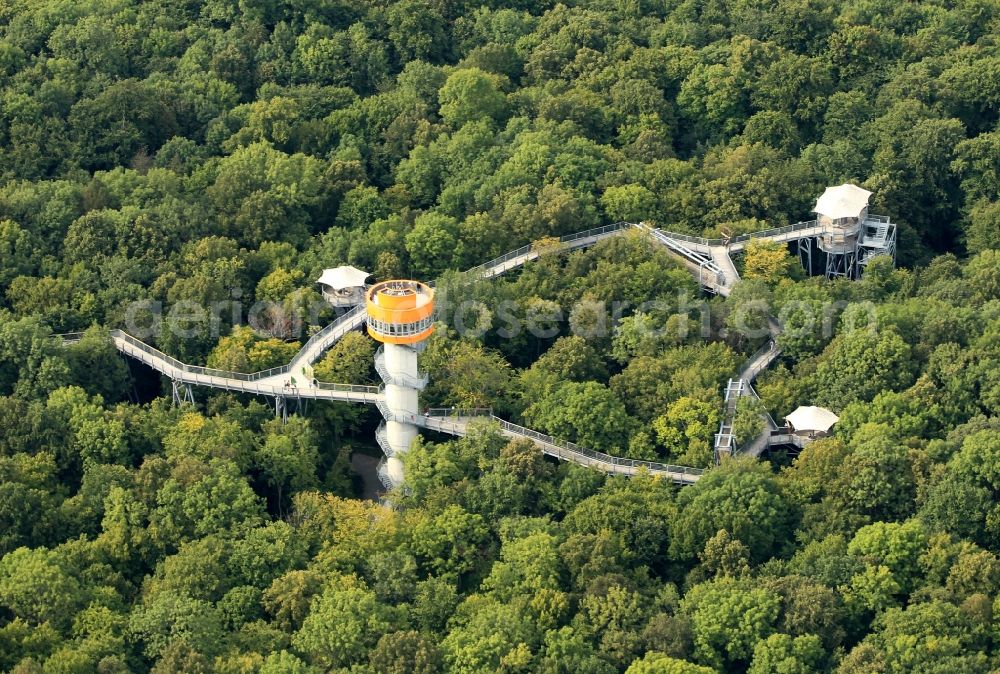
[171,380,194,407]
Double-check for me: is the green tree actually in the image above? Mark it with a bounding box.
[421,336,513,410]
[128,591,226,660]
[625,652,714,674]
[312,330,375,383]
[292,574,394,670]
[524,381,635,451]
[680,577,782,671]
[813,327,915,410]
[410,505,489,579]
[733,396,766,446]
[848,520,927,596]
[387,0,449,62]
[0,219,35,291]
[369,630,442,674]
[405,211,462,277]
[254,419,321,514]
[0,547,84,628]
[230,521,308,589]
[653,397,721,467]
[748,633,825,674]
[601,184,657,222]
[743,239,801,283]
[672,459,793,563]
[438,68,508,127]
[843,600,991,674]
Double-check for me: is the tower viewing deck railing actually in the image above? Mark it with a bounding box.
[650,219,823,249]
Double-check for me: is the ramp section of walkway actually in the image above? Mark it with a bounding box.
[61,330,382,404]
[709,245,740,289]
[714,338,783,460]
[417,409,704,484]
[464,223,629,280]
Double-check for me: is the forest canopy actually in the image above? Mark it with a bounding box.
[2,0,1000,672]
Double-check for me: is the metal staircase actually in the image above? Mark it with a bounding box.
[376,459,393,490]
[374,345,429,390]
[637,224,727,290]
[714,379,744,461]
[375,422,396,457]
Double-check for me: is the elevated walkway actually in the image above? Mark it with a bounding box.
[60,329,382,404]
[646,220,826,255]
[766,432,810,449]
[62,222,703,485]
[417,409,704,484]
[465,223,629,280]
[62,213,880,489]
[714,339,782,461]
[738,339,782,382]
[710,245,740,289]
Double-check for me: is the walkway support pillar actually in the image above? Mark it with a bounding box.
[172,380,194,407]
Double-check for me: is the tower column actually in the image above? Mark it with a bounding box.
[366,280,435,489]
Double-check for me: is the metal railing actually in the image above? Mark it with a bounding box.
[739,340,781,382]
[492,416,704,479]
[104,329,292,382]
[312,381,381,394]
[292,304,366,363]
[57,329,381,402]
[729,219,823,245]
[423,407,495,417]
[375,422,395,457]
[462,222,629,280]
[645,227,723,272]
[647,219,825,249]
[768,432,809,449]
[649,215,889,251]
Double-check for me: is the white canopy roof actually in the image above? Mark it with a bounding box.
[785,406,840,433]
[317,266,370,289]
[814,184,872,220]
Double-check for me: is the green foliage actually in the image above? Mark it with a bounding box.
[742,239,802,283]
[291,574,395,669]
[653,397,720,467]
[680,577,782,670]
[525,381,635,451]
[813,327,915,410]
[0,547,84,629]
[672,460,793,563]
[128,591,227,660]
[438,68,508,128]
[625,652,714,674]
[1,0,999,670]
[733,396,766,446]
[748,633,825,674]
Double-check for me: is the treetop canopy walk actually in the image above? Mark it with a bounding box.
[59,208,890,487]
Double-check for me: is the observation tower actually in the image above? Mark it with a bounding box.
[811,184,895,279]
[366,280,434,489]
